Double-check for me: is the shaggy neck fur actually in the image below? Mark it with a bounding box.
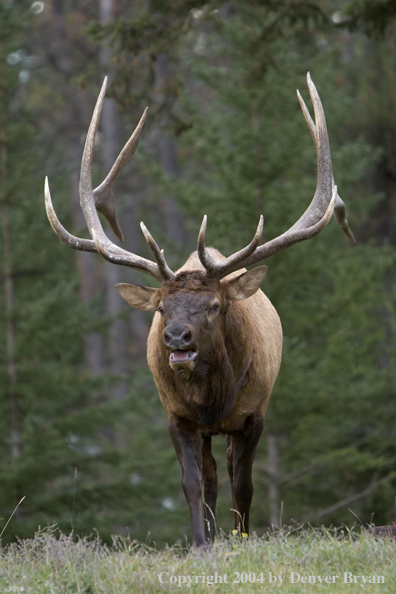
[158,313,238,428]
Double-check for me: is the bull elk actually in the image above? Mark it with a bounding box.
[45,73,355,547]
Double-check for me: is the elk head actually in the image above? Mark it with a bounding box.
[116,264,268,376]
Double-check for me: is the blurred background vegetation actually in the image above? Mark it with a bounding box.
[1,0,395,547]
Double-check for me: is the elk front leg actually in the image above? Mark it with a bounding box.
[228,413,264,535]
[202,434,217,543]
[168,415,206,547]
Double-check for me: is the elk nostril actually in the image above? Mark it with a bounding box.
[163,331,172,345]
[181,329,191,343]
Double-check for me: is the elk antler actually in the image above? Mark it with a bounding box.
[46,74,354,284]
[198,73,355,279]
[44,77,175,282]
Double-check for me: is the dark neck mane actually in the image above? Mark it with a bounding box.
[163,336,237,428]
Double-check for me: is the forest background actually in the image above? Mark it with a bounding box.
[1,0,396,548]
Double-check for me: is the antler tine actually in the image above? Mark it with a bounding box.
[45,177,97,253]
[140,222,175,280]
[197,215,210,269]
[93,107,149,242]
[334,195,356,243]
[297,87,316,140]
[197,214,264,278]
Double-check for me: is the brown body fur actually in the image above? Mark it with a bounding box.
[131,249,283,546]
[147,251,282,434]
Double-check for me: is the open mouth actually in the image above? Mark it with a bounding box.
[169,349,197,363]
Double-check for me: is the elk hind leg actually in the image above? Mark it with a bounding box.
[202,433,217,543]
[230,414,264,535]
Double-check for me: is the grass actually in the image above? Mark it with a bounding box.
[0,526,395,593]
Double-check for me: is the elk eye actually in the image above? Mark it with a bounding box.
[157,305,164,314]
[209,302,220,314]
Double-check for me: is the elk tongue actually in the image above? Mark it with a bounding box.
[170,350,196,362]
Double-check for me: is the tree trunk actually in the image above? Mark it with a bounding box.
[100,0,130,398]
[50,0,105,378]
[100,0,150,383]
[1,119,21,462]
[70,163,104,377]
[153,53,190,251]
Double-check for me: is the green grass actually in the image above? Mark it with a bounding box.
[0,526,395,593]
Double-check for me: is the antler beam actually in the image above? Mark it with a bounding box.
[44,77,174,282]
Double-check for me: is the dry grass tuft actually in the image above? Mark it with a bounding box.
[1,525,396,592]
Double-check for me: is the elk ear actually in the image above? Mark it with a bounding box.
[115,283,161,311]
[224,265,268,303]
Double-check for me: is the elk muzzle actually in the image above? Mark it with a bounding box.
[163,323,197,372]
